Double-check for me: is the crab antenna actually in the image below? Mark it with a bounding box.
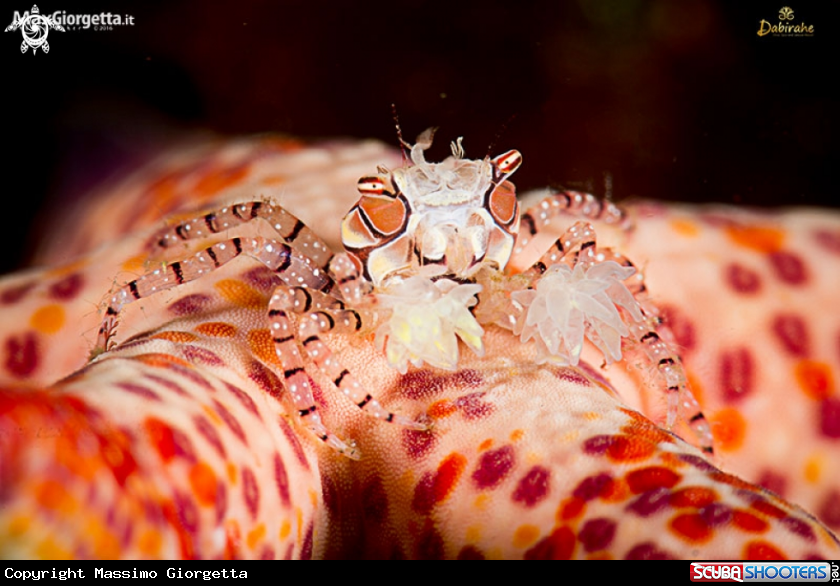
[486,113,518,159]
[391,103,408,164]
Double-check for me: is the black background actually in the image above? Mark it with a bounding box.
[3,0,837,274]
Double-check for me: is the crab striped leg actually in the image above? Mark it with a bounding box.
[520,221,599,277]
[627,321,715,455]
[514,191,630,256]
[327,253,370,305]
[299,311,428,430]
[515,221,714,456]
[93,236,330,355]
[266,297,359,459]
[269,289,427,433]
[151,201,335,269]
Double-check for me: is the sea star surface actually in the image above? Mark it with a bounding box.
[1,137,837,559]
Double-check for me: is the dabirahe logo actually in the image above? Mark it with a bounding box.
[758,6,814,37]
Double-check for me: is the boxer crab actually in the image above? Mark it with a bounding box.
[93,129,713,459]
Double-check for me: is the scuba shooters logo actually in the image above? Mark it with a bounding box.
[5,4,136,54]
[690,562,835,583]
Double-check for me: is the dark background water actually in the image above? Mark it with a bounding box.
[3,0,837,274]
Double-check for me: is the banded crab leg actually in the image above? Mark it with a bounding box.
[93,236,330,356]
[517,222,714,455]
[513,190,630,258]
[150,201,336,269]
[268,287,427,460]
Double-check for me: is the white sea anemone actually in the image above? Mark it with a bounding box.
[511,261,642,365]
[374,277,484,373]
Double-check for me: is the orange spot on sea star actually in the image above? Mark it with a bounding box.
[732,510,769,533]
[670,486,718,509]
[744,540,786,560]
[710,407,747,452]
[247,329,282,366]
[29,304,65,334]
[215,279,265,309]
[605,435,657,462]
[795,360,834,400]
[189,462,218,507]
[195,321,238,337]
[725,225,785,253]
[625,466,681,494]
[150,331,199,344]
[671,513,713,543]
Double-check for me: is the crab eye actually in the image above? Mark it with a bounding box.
[357,176,391,196]
[492,150,522,176]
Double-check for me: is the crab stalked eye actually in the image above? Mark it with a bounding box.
[492,149,523,177]
[357,176,392,196]
[486,180,519,227]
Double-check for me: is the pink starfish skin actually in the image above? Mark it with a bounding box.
[0,138,837,559]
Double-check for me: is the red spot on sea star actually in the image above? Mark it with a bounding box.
[169,294,213,316]
[4,332,40,378]
[212,399,246,444]
[768,251,807,286]
[181,345,224,366]
[725,263,761,294]
[362,478,388,524]
[0,281,36,304]
[471,445,515,490]
[817,490,840,529]
[658,304,696,353]
[720,347,754,403]
[241,466,260,519]
[624,542,675,559]
[524,526,575,560]
[772,313,810,357]
[814,228,840,255]
[457,545,485,560]
[578,518,616,552]
[671,513,713,543]
[819,396,840,439]
[573,473,613,501]
[625,466,681,494]
[48,273,84,301]
[512,465,551,508]
[756,470,787,497]
[751,499,787,519]
[412,452,468,514]
[453,391,494,419]
[273,452,291,507]
[627,488,671,517]
[403,427,437,460]
[733,510,769,533]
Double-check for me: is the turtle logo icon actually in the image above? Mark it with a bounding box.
[5,5,64,54]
